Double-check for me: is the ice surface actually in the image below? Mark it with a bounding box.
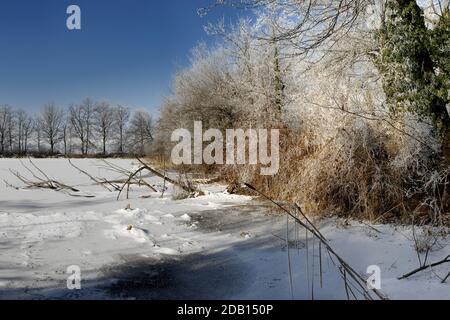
[0,159,448,299]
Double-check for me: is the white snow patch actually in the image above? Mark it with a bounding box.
[155,247,179,255]
[180,214,191,221]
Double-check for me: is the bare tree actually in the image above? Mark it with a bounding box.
[39,103,64,154]
[6,108,15,153]
[69,98,95,155]
[0,105,13,154]
[128,110,154,155]
[82,98,95,154]
[94,101,115,155]
[69,104,86,155]
[16,110,25,153]
[16,109,33,154]
[62,112,73,156]
[22,114,34,154]
[204,0,368,56]
[34,117,42,153]
[114,105,130,154]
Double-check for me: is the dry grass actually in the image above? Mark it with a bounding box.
[222,115,449,226]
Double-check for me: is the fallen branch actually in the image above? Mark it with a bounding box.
[245,183,387,300]
[398,255,450,280]
[100,159,157,194]
[136,157,203,195]
[442,272,449,284]
[68,159,120,192]
[8,160,94,198]
[100,159,134,176]
[117,166,157,200]
[28,158,55,188]
[3,179,19,190]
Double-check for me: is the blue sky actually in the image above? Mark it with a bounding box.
[0,0,245,113]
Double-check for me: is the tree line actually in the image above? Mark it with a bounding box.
[0,99,154,156]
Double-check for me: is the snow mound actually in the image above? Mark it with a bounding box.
[115,208,148,218]
[104,225,153,245]
[155,247,179,255]
[180,214,191,221]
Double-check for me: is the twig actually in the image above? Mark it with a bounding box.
[343,268,350,300]
[3,180,19,190]
[244,183,387,300]
[9,161,86,196]
[136,157,203,195]
[359,221,383,234]
[28,158,55,189]
[117,167,147,200]
[68,159,118,192]
[441,272,449,284]
[286,215,294,300]
[398,255,450,280]
[319,241,323,289]
[411,218,423,267]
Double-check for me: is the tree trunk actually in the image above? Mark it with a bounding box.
[119,126,124,154]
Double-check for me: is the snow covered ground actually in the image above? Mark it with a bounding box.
[0,159,448,300]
